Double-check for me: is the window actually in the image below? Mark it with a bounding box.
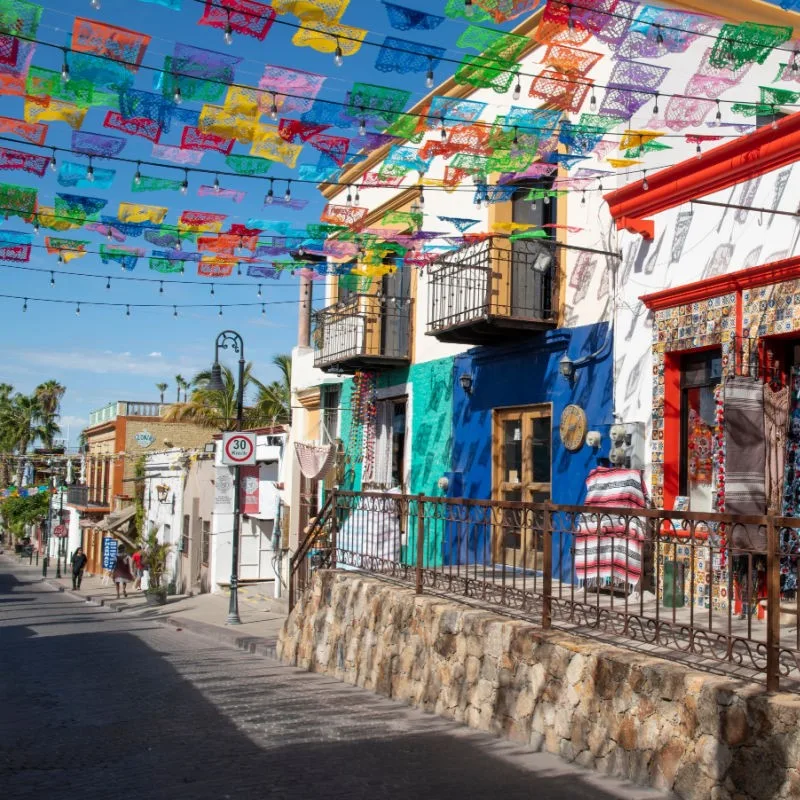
[201,519,210,565]
[163,523,171,547]
[322,386,340,445]
[493,405,552,564]
[181,514,189,555]
[368,397,407,489]
[680,351,721,513]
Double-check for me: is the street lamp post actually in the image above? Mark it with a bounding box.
[207,330,245,626]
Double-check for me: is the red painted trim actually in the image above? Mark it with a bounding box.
[640,255,800,310]
[605,110,800,227]
[617,216,654,240]
[662,351,682,511]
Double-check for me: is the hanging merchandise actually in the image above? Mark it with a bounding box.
[295,441,335,480]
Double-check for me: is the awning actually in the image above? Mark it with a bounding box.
[96,505,136,533]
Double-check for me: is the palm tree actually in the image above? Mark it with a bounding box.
[34,380,65,449]
[0,394,44,486]
[163,363,289,431]
[174,375,185,403]
[251,354,292,426]
[155,382,168,404]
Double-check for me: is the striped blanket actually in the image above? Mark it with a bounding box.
[574,468,648,591]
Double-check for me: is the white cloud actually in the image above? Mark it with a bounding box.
[17,349,200,378]
[149,351,162,358]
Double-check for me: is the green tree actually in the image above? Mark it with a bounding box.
[155,382,168,404]
[174,375,185,403]
[0,394,45,487]
[251,354,292,426]
[34,380,65,449]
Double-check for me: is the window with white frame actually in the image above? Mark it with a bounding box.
[367,396,407,489]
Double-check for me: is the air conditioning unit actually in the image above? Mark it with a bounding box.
[608,422,645,470]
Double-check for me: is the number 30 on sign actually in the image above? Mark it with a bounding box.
[221,432,257,465]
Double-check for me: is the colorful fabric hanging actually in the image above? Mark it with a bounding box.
[382,2,444,30]
[291,19,367,55]
[374,36,446,75]
[0,230,31,261]
[104,111,162,142]
[72,17,151,70]
[72,131,126,157]
[0,146,49,177]
[58,161,116,189]
[709,22,792,71]
[259,65,326,115]
[198,0,276,40]
[0,116,47,145]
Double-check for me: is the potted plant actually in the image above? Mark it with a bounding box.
[142,525,171,606]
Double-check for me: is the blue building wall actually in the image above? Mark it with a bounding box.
[447,322,615,579]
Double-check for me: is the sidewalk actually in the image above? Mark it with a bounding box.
[0,551,287,658]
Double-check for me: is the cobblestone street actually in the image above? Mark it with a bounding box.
[0,559,668,800]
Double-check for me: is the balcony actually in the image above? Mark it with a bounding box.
[88,401,164,427]
[312,293,412,373]
[426,237,557,345]
[66,485,110,509]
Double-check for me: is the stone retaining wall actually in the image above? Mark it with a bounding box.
[278,571,800,800]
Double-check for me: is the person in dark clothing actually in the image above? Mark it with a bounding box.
[71,547,88,590]
[112,545,134,598]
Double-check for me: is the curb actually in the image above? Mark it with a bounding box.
[3,554,280,661]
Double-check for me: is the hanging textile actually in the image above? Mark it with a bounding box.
[198,0,276,41]
[574,467,648,592]
[765,384,790,514]
[724,377,767,549]
[382,2,444,30]
[294,441,335,480]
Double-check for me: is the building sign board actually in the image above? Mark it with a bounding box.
[135,430,156,448]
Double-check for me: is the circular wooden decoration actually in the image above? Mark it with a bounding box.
[560,404,587,452]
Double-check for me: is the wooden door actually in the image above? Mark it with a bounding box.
[492,405,552,567]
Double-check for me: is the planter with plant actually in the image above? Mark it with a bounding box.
[142,525,171,606]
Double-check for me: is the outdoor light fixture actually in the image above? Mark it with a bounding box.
[207,361,225,393]
[459,373,473,394]
[559,354,576,381]
[156,484,170,503]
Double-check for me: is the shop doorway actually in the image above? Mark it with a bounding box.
[679,350,722,512]
[492,405,551,568]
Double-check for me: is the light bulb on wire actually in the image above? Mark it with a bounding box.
[464,0,474,16]
[49,149,57,172]
[334,38,343,67]
[134,161,142,185]
[86,158,94,182]
[22,298,27,312]
[266,178,274,204]
[61,50,69,83]
[180,169,188,194]
[257,284,262,298]
[512,75,521,101]
[75,303,81,317]
[173,84,182,105]
[213,174,220,193]
[90,0,101,8]
[269,93,278,121]
[224,11,233,45]
[284,181,292,202]
[106,276,111,290]
[426,58,434,89]
[50,271,55,287]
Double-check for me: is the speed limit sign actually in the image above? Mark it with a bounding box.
[221,432,257,465]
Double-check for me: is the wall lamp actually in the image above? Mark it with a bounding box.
[559,355,576,381]
[459,373,473,394]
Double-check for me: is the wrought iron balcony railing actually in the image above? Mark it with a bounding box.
[312,293,412,373]
[426,236,557,344]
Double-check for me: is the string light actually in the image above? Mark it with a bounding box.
[224,10,233,45]
[512,74,521,101]
[49,149,56,172]
[440,115,447,142]
[106,276,111,290]
[269,93,279,121]
[261,304,265,315]
[134,161,142,185]
[180,169,188,194]
[426,57,434,89]
[284,180,292,202]
[22,298,27,312]
[358,108,367,136]
[126,305,130,316]
[772,105,779,130]
[566,2,575,29]
[512,126,519,146]
[354,186,360,204]
[793,50,799,74]
[530,198,537,212]
[159,280,164,294]
[716,100,722,121]
[210,284,215,296]
[32,215,39,235]
[90,0,100,8]
[642,170,649,191]
[257,284,262,298]
[106,226,113,241]
[653,92,659,115]
[50,271,55,287]
[346,185,353,206]
[213,174,221,193]
[655,25,664,45]
[581,190,586,205]
[173,84,182,105]
[57,251,64,264]
[173,305,178,317]
[61,49,69,83]
[589,89,597,110]
[696,142,702,157]
[464,0,474,17]
[218,305,223,317]
[334,38,343,67]
[75,302,80,316]
[418,186,424,207]
[86,157,94,182]
[265,178,274,204]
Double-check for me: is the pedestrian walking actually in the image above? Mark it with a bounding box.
[112,545,134,599]
[71,547,88,590]
[132,548,143,590]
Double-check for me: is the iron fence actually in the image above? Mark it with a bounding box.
[426,237,556,336]
[290,490,800,692]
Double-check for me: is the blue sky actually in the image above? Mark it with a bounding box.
[0,0,507,442]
